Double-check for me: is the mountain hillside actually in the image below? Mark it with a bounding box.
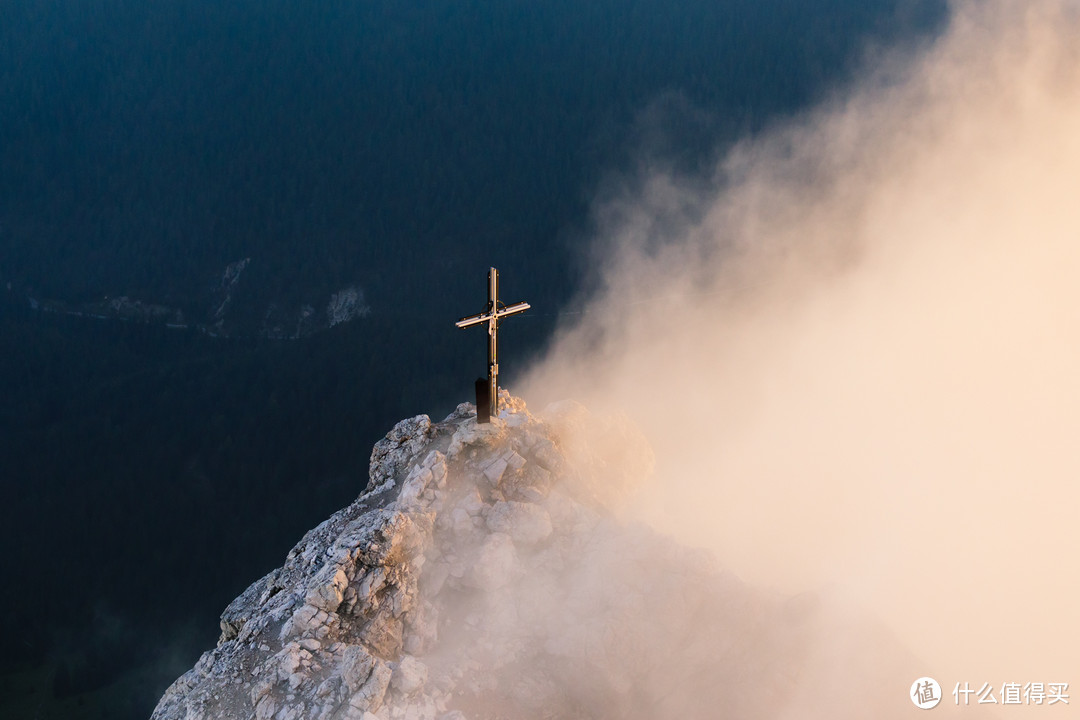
[152,395,945,720]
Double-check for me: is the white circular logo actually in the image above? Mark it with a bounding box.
[911,677,942,709]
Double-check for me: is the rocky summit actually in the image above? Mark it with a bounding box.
[151,394,928,720]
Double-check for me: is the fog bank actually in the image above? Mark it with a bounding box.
[524,0,1080,691]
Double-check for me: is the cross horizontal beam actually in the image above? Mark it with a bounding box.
[455,301,531,328]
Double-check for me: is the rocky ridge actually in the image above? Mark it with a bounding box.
[151,394,928,720]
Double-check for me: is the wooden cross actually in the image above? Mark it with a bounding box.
[455,267,530,422]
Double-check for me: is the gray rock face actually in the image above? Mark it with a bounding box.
[152,394,927,720]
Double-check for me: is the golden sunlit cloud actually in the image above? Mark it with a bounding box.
[524,0,1080,700]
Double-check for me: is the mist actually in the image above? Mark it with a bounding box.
[522,0,1080,695]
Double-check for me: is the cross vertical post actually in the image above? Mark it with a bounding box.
[455,267,530,422]
[487,268,499,420]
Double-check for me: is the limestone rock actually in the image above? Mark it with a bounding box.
[367,415,435,493]
[152,395,926,720]
[390,655,428,696]
[485,501,552,545]
[463,532,517,591]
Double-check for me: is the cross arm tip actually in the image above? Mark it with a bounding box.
[498,301,531,317]
[455,314,487,328]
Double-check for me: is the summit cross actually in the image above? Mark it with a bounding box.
[455,267,530,423]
